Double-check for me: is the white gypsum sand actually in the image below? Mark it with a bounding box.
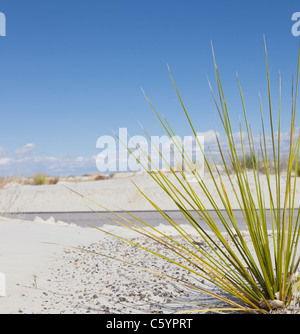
[0,216,231,314]
[0,172,299,314]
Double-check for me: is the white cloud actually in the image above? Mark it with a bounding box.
[0,143,98,176]
[197,130,220,145]
[75,156,85,162]
[0,129,297,177]
[0,157,11,166]
[0,147,6,157]
[15,143,36,157]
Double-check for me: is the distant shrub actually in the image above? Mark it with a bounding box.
[93,174,107,181]
[48,176,59,184]
[0,177,5,189]
[239,152,259,170]
[32,173,48,185]
[31,173,59,185]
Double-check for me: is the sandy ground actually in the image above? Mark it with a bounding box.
[0,217,228,314]
[0,172,300,314]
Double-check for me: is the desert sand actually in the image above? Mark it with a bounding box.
[0,216,221,314]
[0,171,299,314]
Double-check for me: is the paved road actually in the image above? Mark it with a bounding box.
[7,209,293,232]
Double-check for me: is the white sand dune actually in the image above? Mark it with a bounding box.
[0,172,299,213]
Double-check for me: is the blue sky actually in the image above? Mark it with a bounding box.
[0,0,300,176]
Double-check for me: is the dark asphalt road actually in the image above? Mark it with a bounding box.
[6,209,291,232]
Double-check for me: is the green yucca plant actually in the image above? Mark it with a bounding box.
[70,39,300,313]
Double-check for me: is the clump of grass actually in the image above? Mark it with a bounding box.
[0,177,5,189]
[48,176,59,184]
[31,173,59,185]
[0,176,23,186]
[32,173,48,185]
[93,174,108,181]
[70,39,300,314]
[239,152,259,170]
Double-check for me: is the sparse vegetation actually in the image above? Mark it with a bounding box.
[93,174,108,181]
[32,173,48,185]
[31,173,59,186]
[0,177,5,189]
[0,173,112,187]
[240,152,259,170]
[75,39,300,313]
[48,176,60,185]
